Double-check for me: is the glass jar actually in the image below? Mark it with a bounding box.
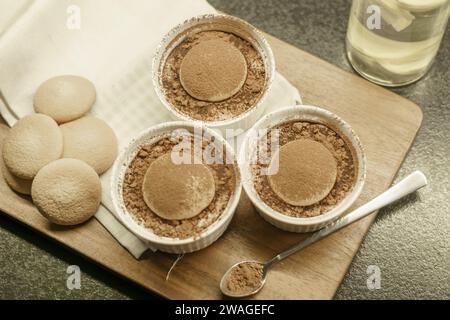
[346,0,450,87]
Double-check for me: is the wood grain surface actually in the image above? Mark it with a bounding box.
[0,34,423,300]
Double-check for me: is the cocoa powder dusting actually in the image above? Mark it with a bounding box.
[225,262,264,296]
[162,30,266,121]
[253,121,357,218]
[122,133,236,239]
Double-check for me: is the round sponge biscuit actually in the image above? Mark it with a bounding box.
[31,158,101,225]
[2,114,63,179]
[267,139,337,207]
[179,39,247,102]
[0,154,32,195]
[142,153,216,220]
[60,116,118,175]
[34,75,96,123]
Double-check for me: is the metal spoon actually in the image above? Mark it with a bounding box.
[220,171,427,298]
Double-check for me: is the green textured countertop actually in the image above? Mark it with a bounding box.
[0,0,449,299]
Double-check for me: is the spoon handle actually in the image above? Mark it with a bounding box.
[269,171,428,265]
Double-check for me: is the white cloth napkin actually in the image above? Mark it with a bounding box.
[0,0,301,258]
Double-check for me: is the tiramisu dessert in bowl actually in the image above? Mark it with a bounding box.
[111,122,241,253]
[240,105,366,232]
[152,14,275,134]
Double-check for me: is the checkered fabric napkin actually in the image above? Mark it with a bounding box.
[0,0,301,258]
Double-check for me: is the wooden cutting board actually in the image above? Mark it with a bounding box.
[0,34,422,300]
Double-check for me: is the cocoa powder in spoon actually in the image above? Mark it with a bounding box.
[225,262,264,296]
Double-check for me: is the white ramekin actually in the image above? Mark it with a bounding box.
[239,105,366,233]
[111,121,242,253]
[152,14,276,136]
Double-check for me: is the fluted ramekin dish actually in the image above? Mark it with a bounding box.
[111,121,242,253]
[239,105,366,233]
[152,14,276,135]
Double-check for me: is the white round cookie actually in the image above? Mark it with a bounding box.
[31,158,101,225]
[60,116,118,175]
[2,114,63,179]
[34,75,96,123]
[0,154,32,195]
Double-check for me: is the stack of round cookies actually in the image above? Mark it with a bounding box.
[1,75,118,226]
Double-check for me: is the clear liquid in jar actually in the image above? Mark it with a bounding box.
[346,0,450,86]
